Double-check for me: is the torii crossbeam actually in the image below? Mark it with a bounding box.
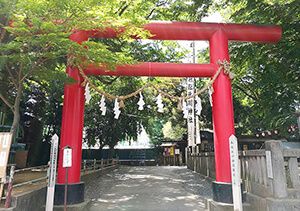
[54,22,281,205]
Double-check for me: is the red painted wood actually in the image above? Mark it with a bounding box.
[85,63,215,77]
[57,34,88,184]
[57,67,85,184]
[73,22,281,42]
[210,30,235,183]
[57,21,282,187]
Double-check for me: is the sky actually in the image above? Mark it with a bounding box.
[179,12,223,63]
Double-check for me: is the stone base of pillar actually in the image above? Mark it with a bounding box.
[212,181,245,204]
[212,181,233,203]
[54,182,84,205]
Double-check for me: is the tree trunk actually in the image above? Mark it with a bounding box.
[98,145,104,159]
[108,145,115,159]
[10,83,22,142]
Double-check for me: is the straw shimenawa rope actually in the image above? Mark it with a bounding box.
[78,60,231,106]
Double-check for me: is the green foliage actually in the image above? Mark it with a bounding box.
[217,0,300,138]
[0,0,213,150]
[138,0,212,21]
[163,121,186,140]
[84,77,146,148]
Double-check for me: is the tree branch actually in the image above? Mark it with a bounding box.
[20,54,58,82]
[6,66,19,88]
[233,83,258,101]
[146,8,156,20]
[145,1,169,19]
[0,93,14,112]
[118,4,129,16]
[0,21,8,43]
[94,76,120,85]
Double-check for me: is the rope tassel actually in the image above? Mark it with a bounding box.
[119,99,125,108]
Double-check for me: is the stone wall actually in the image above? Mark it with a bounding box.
[186,140,300,211]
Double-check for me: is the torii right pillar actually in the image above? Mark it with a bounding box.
[210,29,235,203]
[208,27,281,203]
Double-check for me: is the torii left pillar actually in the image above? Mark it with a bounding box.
[54,32,88,205]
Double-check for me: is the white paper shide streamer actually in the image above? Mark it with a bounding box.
[85,83,91,104]
[113,98,121,119]
[195,95,202,116]
[137,92,145,110]
[99,95,107,116]
[182,100,188,119]
[156,94,164,113]
[208,87,213,107]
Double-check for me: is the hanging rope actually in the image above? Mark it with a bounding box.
[78,60,231,104]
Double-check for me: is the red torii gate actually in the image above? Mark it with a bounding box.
[54,22,281,205]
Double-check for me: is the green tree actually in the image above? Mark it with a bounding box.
[1,0,215,152]
[0,0,151,140]
[216,0,300,138]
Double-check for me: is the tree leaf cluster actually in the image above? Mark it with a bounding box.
[217,0,300,138]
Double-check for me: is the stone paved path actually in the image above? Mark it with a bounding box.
[85,166,212,211]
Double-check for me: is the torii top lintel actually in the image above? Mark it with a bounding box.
[71,22,282,78]
[71,22,281,42]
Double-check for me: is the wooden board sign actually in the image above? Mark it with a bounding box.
[0,132,13,198]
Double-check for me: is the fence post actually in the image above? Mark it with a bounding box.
[83,160,86,173]
[93,159,96,171]
[265,140,288,198]
[288,157,300,188]
[179,153,183,166]
[185,147,188,167]
[101,159,104,168]
[193,146,197,172]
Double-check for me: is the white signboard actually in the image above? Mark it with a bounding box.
[0,132,12,199]
[46,134,59,211]
[63,147,72,168]
[48,134,59,187]
[175,149,180,155]
[0,133,12,170]
[266,151,273,179]
[0,152,7,167]
[195,116,201,144]
[2,133,9,149]
[187,77,195,147]
[229,135,243,211]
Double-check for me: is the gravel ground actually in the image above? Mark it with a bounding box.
[85,166,212,211]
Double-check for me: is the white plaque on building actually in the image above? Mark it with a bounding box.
[0,132,12,199]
